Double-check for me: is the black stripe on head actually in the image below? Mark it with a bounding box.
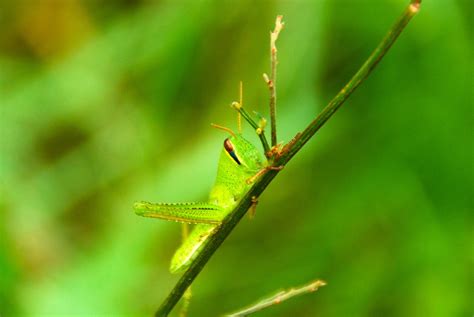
[224,138,241,165]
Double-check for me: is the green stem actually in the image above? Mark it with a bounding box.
[179,224,191,317]
[278,0,421,165]
[232,103,271,157]
[155,1,420,316]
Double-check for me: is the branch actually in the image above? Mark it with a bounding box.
[155,1,420,316]
[226,279,326,317]
[264,15,284,147]
[277,0,421,165]
[231,101,271,157]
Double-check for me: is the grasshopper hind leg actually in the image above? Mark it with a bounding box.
[170,224,217,273]
[134,201,224,224]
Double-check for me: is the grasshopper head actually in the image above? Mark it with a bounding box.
[211,132,266,206]
[223,134,264,173]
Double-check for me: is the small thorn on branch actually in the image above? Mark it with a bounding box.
[262,73,273,88]
[409,1,421,13]
[263,73,270,84]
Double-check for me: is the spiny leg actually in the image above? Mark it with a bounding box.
[134,201,224,224]
[246,165,284,185]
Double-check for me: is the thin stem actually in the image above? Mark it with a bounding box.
[231,102,271,157]
[266,15,284,147]
[278,0,421,164]
[226,279,326,317]
[155,2,420,316]
[179,224,191,317]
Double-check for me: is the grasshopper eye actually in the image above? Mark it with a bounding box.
[224,139,241,165]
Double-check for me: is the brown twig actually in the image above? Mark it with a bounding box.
[226,279,326,316]
[263,15,284,148]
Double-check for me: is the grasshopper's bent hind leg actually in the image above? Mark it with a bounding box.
[134,201,224,224]
[170,223,217,273]
[134,202,224,274]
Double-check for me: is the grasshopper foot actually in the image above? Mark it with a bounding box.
[246,165,284,184]
[248,196,259,219]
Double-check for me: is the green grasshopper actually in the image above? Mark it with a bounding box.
[134,90,272,274]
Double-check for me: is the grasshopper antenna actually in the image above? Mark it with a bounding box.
[237,81,243,133]
[211,123,236,137]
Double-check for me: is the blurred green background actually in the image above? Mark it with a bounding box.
[1,0,472,316]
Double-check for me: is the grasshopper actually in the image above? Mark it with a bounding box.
[133,89,274,274]
[135,16,285,275]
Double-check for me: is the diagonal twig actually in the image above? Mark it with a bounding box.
[226,279,326,317]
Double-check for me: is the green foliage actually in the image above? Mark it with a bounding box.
[0,0,471,316]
